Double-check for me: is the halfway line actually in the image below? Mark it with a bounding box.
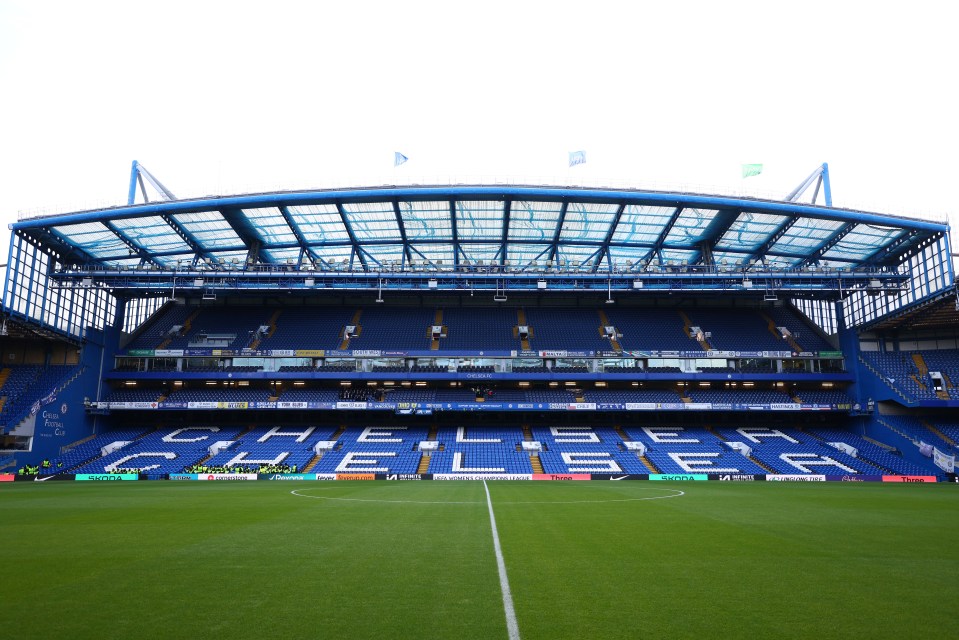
[484,480,521,640]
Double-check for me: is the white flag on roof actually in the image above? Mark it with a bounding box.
[568,150,586,167]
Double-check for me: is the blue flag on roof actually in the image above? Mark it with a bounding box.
[394,152,409,167]
[568,150,586,167]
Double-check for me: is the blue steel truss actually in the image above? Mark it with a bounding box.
[4,179,954,341]
[13,185,947,277]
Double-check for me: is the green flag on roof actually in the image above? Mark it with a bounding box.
[741,163,763,178]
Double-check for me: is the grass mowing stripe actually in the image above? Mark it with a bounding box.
[484,480,521,640]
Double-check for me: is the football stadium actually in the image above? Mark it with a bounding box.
[3,164,958,638]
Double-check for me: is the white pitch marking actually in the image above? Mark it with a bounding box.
[484,480,521,640]
[289,486,686,505]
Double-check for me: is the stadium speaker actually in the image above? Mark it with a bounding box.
[304,278,315,287]
[537,279,547,289]
[428,279,438,289]
[632,280,643,289]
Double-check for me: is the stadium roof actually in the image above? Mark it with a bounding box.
[12,185,948,273]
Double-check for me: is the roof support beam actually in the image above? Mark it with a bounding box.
[102,221,161,267]
[219,207,267,266]
[499,199,512,267]
[449,200,460,270]
[699,209,741,265]
[743,216,801,266]
[391,201,413,267]
[638,206,683,267]
[798,222,856,268]
[335,203,369,271]
[860,229,919,267]
[278,205,320,268]
[592,203,626,273]
[548,201,570,265]
[160,213,212,265]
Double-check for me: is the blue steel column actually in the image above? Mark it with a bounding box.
[821,163,833,207]
[6,234,22,312]
[127,160,140,206]
[2,232,16,308]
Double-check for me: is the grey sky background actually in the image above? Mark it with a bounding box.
[1,1,955,254]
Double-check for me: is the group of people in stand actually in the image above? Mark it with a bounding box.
[16,459,61,475]
[185,463,300,474]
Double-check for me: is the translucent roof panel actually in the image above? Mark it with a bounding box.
[823,224,902,262]
[152,252,196,267]
[50,222,128,259]
[111,216,192,254]
[711,251,751,267]
[342,202,400,241]
[663,208,719,247]
[456,200,505,240]
[287,204,350,243]
[100,257,144,268]
[557,202,619,242]
[208,250,250,266]
[171,211,243,249]
[506,243,552,266]
[716,212,789,253]
[409,244,455,266]
[659,248,698,265]
[767,217,844,256]
[764,256,803,269]
[611,204,677,244]
[360,243,406,267]
[309,245,353,267]
[556,244,603,268]
[508,201,562,241]
[241,207,297,245]
[399,201,452,241]
[263,247,303,264]
[458,243,501,265]
[608,245,652,269]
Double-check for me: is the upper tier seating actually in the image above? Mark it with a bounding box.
[124,304,839,354]
[765,307,834,352]
[257,307,355,350]
[164,307,273,350]
[0,364,80,426]
[604,308,698,351]
[440,308,519,350]
[348,307,436,350]
[861,350,959,401]
[683,308,787,352]
[523,308,612,351]
[126,304,194,350]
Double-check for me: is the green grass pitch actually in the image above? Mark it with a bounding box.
[3,481,958,639]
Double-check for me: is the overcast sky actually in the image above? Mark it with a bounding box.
[1,1,956,252]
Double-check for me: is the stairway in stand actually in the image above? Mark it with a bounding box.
[597,309,621,351]
[157,309,200,349]
[304,424,347,472]
[430,309,444,350]
[616,425,658,473]
[416,424,439,473]
[339,310,363,350]
[521,424,544,473]
[678,310,712,350]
